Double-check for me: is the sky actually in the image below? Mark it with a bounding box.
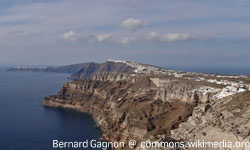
[0,0,250,67]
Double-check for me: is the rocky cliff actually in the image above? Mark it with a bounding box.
[44,75,220,148]
[171,92,250,150]
[43,60,250,150]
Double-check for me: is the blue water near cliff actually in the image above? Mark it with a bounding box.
[0,68,101,150]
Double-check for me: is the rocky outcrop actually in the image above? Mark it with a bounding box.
[92,72,132,81]
[150,78,215,103]
[171,92,250,150]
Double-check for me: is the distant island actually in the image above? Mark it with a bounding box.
[9,59,250,149]
[7,60,133,79]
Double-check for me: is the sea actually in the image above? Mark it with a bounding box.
[0,67,101,150]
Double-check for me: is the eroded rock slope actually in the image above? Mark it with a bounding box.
[43,60,250,149]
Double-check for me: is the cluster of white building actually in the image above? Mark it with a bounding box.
[192,85,248,99]
[191,77,249,99]
[214,86,247,99]
[186,74,250,99]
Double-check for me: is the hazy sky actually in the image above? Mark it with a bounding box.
[0,0,250,67]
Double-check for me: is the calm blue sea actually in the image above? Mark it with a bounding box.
[0,68,101,150]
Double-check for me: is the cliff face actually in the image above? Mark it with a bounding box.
[149,77,215,103]
[71,62,133,79]
[43,60,250,150]
[44,72,217,146]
